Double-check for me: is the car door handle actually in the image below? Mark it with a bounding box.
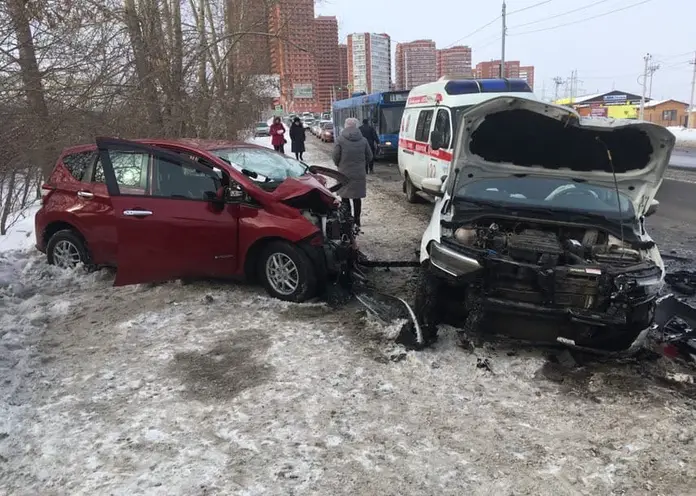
[430,158,438,161]
[402,150,414,155]
[123,209,153,217]
[77,191,94,199]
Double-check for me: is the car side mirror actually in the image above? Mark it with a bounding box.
[645,199,659,217]
[430,130,444,151]
[422,177,444,197]
[225,184,245,202]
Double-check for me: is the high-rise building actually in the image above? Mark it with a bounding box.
[475,60,521,79]
[436,46,473,79]
[395,40,437,90]
[268,0,318,112]
[347,33,391,94]
[314,16,339,111]
[337,44,350,100]
[233,0,272,75]
[519,65,535,90]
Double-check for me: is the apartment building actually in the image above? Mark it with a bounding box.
[395,40,437,90]
[436,46,473,79]
[347,33,392,94]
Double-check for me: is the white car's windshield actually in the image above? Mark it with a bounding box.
[454,177,636,220]
[212,148,307,182]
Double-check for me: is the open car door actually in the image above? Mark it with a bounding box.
[96,137,240,286]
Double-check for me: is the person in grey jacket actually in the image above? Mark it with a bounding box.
[332,117,373,228]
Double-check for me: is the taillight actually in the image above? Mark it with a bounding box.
[40,184,55,203]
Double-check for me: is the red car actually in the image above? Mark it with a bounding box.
[35,137,355,302]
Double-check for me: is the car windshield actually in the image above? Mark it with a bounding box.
[211,147,307,182]
[379,106,405,135]
[454,177,636,220]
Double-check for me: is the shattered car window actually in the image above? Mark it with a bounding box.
[455,177,636,219]
[212,148,307,182]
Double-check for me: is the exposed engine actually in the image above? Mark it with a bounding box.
[453,220,644,268]
[445,218,660,314]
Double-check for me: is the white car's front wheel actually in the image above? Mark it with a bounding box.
[404,175,419,203]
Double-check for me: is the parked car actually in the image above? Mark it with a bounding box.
[399,96,673,355]
[303,118,315,129]
[35,138,355,303]
[320,122,334,142]
[311,122,322,137]
[254,122,270,137]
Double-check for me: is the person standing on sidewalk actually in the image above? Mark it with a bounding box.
[289,117,306,161]
[332,117,372,229]
[359,118,379,174]
[270,116,286,154]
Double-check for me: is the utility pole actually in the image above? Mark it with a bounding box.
[500,1,507,78]
[647,61,660,98]
[553,76,564,102]
[689,52,696,128]
[568,70,577,104]
[639,53,651,121]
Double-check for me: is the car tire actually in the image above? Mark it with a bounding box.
[404,174,419,203]
[46,229,93,270]
[258,241,317,303]
[396,263,442,349]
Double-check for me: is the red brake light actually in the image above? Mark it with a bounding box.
[40,184,55,203]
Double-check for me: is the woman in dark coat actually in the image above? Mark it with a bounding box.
[289,117,306,161]
[332,117,372,228]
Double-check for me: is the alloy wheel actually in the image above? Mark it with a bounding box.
[53,240,82,269]
[265,253,300,296]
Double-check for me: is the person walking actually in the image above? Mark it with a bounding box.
[359,118,379,174]
[289,117,306,161]
[332,117,372,229]
[270,116,286,154]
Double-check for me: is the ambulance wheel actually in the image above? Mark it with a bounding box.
[404,175,419,204]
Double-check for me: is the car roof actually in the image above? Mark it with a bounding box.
[60,139,264,156]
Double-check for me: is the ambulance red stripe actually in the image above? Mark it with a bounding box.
[399,137,453,162]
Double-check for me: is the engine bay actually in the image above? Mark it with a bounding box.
[451,218,648,268]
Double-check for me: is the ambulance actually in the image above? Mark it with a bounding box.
[398,78,537,202]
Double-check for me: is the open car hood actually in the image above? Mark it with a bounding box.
[448,96,675,215]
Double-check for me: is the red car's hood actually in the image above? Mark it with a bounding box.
[271,173,338,205]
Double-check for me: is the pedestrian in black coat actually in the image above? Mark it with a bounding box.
[359,119,379,173]
[289,117,306,161]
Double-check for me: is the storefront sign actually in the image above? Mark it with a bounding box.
[603,94,627,104]
[590,107,608,117]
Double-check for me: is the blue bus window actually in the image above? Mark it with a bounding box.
[507,79,533,92]
[444,80,479,95]
[478,79,509,92]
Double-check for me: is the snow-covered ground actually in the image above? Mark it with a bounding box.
[668,126,696,148]
[1,136,696,495]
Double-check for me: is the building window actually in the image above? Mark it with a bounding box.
[662,109,677,121]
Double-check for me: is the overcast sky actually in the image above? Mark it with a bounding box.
[316,0,694,103]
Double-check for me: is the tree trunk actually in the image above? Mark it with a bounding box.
[123,0,163,132]
[0,169,17,235]
[7,0,53,178]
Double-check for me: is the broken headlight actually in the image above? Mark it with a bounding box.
[429,241,482,278]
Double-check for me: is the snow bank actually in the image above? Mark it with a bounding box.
[668,126,696,148]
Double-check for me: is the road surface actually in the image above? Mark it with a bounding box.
[670,149,696,169]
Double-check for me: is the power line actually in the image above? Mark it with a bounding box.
[507,0,554,15]
[445,16,501,48]
[509,0,610,29]
[509,0,654,36]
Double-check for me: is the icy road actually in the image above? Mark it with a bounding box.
[1,137,695,495]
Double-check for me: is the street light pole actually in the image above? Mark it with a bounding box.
[500,1,507,78]
[689,52,696,128]
[639,53,650,121]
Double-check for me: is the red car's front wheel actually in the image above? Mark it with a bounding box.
[258,241,318,302]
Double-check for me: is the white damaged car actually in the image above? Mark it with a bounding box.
[399,96,675,354]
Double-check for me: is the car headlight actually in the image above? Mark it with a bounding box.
[429,241,482,278]
[384,141,392,146]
